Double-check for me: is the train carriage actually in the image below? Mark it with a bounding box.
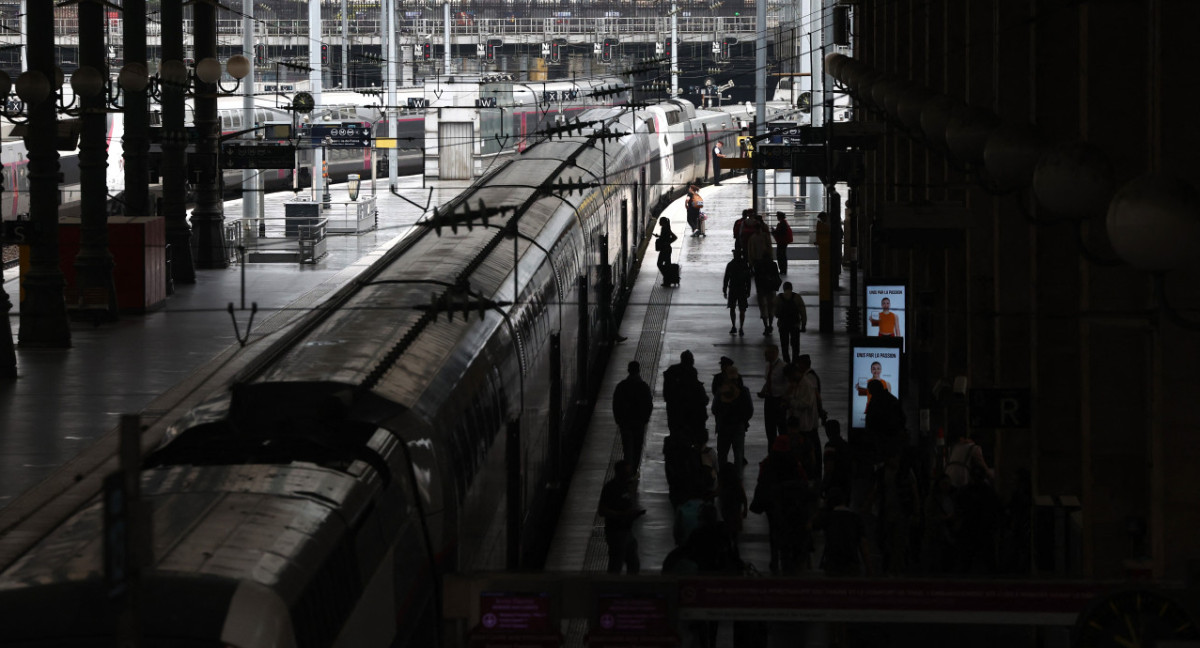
[0,99,735,647]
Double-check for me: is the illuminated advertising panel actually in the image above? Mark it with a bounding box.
[849,337,903,430]
[864,280,907,351]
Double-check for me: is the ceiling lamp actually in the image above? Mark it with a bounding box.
[1032,142,1115,217]
[1106,174,1200,272]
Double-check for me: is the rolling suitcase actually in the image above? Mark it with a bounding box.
[661,263,681,287]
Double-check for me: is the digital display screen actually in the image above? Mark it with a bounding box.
[849,338,903,429]
[864,282,907,351]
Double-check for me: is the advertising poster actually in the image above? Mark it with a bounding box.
[864,282,907,350]
[849,339,903,429]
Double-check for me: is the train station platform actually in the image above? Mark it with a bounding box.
[0,176,471,511]
[546,177,842,576]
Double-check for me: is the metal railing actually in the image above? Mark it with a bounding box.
[297,220,328,265]
[323,196,377,234]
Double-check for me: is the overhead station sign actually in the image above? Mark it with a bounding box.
[301,124,372,148]
[220,143,296,169]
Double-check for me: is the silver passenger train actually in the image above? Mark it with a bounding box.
[0,98,735,647]
[0,76,628,220]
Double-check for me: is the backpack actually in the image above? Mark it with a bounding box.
[944,442,978,487]
[776,293,801,323]
[756,260,781,292]
[776,223,794,245]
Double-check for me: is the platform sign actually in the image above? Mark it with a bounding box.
[969,388,1032,429]
[468,592,561,648]
[592,593,673,636]
[1,219,30,244]
[864,279,907,351]
[220,143,296,169]
[303,124,371,148]
[478,592,553,634]
[849,336,903,430]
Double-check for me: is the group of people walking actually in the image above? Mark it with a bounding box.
[600,186,1014,588]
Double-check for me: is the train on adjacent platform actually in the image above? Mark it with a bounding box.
[0,97,736,646]
[0,76,627,219]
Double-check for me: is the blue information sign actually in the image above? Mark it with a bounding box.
[303,124,371,148]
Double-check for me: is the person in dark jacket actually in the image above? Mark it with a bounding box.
[865,380,906,462]
[612,360,653,464]
[655,217,678,287]
[712,365,753,477]
[663,350,709,442]
[750,436,810,574]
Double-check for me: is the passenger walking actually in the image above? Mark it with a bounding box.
[867,452,920,575]
[772,211,794,276]
[753,257,781,335]
[732,209,757,254]
[747,213,774,264]
[953,465,1001,575]
[710,356,744,400]
[612,361,653,464]
[758,344,788,447]
[822,419,853,499]
[662,350,709,441]
[865,379,906,462]
[685,185,704,236]
[787,355,824,481]
[717,460,748,547]
[654,217,678,288]
[750,436,813,575]
[598,460,645,574]
[773,282,807,363]
[815,488,872,577]
[922,473,957,574]
[944,431,994,488]
[722,249,753,336]
[712,366,753,476]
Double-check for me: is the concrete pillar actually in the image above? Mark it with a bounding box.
[191,1,229,268]
[17,0,70,348]
[162,0,194,282]
[75,0,118,318]
[123,0,149,218]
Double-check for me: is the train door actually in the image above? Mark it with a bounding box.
[639,167,647,235]
[438,121,474,180]
[702,123,711,182]
[620,198,629,291]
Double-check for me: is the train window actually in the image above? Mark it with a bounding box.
[643,118,656,134]
[232,112,242,129]
[221,113,232,130]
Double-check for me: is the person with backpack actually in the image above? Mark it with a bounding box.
[663,350,709,442]
[822,419,853,499]
[598,459,646,574]
[723,249,753,336]
[750,436,814,574]
[773,282,807,363]
[732,209,757,254]
[772,211,794,276]
[944,431,993,488]
[753,258,781,336]
[867,451,920,575]
[712,365,753,477]
[685,185,704,237]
